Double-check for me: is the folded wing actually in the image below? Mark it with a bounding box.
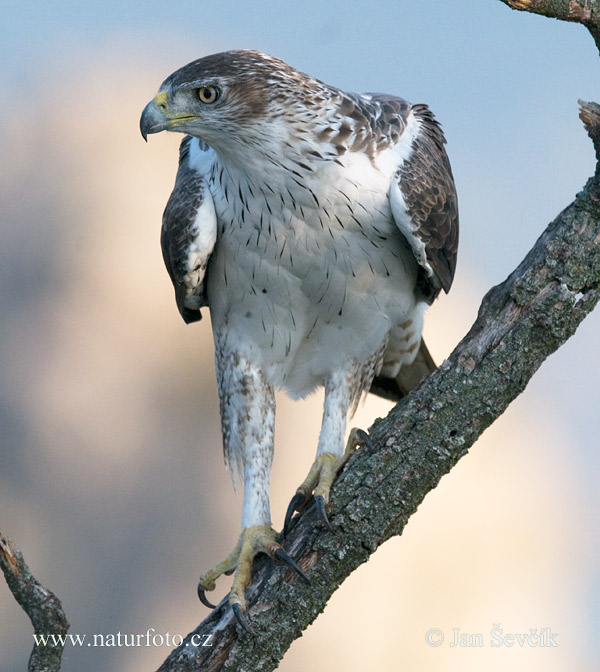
[161,136,217,324]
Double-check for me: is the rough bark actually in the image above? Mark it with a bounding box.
[155,108,600,672]
[0,533,70,672]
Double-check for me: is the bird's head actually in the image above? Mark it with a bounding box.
[140,50,322,158]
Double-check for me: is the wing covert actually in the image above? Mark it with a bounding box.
[389,103,459,300]
[161,136,217,324]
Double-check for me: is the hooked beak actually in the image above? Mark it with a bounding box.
[140,90,199,141]
[140,90,170,141]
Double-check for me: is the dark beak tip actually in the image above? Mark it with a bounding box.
[140,117,148,142]
[140,100,161,142]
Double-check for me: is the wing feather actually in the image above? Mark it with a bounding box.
[388,103,459,300]
[161,136,217,324]
[368,99,459,402]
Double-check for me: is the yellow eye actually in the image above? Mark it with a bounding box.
[197,85,220,104]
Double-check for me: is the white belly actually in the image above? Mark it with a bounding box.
[205,154,422,398]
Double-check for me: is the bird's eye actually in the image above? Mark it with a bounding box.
[197,86,220,104]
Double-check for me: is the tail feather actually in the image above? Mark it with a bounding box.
[370,339,437,403]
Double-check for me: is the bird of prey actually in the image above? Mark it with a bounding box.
[140,50,458,631]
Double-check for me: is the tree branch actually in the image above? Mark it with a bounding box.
[155,97,600,671]
[0,532,70,672]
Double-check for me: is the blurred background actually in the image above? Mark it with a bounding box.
[1,1,598,670]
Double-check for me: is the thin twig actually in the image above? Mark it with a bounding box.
[0,532,69,672]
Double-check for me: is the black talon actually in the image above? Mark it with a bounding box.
[315,495,333,532]
[274,547,310,584]
[197,583,216,609]
[355,428,372,450]
[283,491,306,535]
[232,603,256,635]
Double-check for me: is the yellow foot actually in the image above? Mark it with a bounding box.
[197,524,308,634]
[283,428,371,534]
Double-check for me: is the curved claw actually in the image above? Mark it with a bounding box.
[274,547,310,584]
[197,583,217,610]
[315,495,333,532]
[232,603,256,635]
[283,491,306,536]
[354,428,372,450]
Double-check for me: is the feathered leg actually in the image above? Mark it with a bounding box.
[284,369,371,534]
[198,341,307,633]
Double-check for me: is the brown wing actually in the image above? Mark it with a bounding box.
[161,136,217,324]
[369,100,458,403]
[395,103,459,299]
